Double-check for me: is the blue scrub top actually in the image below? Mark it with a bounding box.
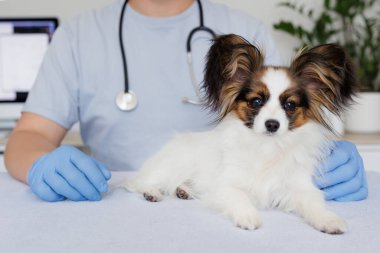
[23,0,283,170]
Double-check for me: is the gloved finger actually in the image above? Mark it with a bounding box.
[43,169,86,201]
[70,149,109,192]
[56,161,101,201]
[93,159,111,181]
[314,156,358,188]
[323,169,363,200]
[318,147,350,175]
[334,186,368,201]
[334,167,368,201]
[31,181,66,202]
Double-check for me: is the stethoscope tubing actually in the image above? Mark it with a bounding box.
[119,0,129,94]
[117,0,216,110]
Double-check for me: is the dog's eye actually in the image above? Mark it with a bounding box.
[249,97,264,109]
[283,101,296,111]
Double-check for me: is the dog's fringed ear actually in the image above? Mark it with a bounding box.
[290,44,359,130]
[203,34,263,121]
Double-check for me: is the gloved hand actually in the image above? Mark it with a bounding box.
[28,145,111,202]
[314,141,368,201]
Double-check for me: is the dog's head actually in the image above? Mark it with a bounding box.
[203,34,359,135]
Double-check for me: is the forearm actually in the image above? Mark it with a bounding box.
[4,130,59,183]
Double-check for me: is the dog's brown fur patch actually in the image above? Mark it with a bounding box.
[204,35,358,133]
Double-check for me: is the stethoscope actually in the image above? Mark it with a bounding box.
[116,0,217,111]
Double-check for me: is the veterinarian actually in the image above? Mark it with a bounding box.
[4,0,367,202]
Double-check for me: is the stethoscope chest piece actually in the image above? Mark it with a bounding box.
[116,90,138,111]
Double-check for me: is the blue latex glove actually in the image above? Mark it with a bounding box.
[28,145,111,202]
[314,141,368,201]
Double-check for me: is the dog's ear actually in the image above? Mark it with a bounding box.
[203,34,263,121]
[290,44,359,114]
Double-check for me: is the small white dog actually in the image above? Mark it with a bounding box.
[124,34,358,234]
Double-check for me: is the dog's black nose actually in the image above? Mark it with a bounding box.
[265,120,280,133]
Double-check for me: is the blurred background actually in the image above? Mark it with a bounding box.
[0,0,322,63]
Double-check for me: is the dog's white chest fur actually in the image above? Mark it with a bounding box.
[124,114,346,233]
[170,114,328,208]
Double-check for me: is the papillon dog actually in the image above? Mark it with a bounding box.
[124,34,358,234]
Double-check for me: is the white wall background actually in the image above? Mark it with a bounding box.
[0,0,323,62]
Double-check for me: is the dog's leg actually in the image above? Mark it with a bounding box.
[203,186,261,230]
[288,190,347,234]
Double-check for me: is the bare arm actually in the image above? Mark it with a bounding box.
[4,112,67,183]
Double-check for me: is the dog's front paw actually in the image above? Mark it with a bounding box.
[226,209,262,230]
[143,188,163,202]
[311,211,347,234]
[176,187,191,200]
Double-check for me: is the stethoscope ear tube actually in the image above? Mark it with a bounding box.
[184,25,216,105]
[183,0,217,105]
[183,52,204,105]
[186,26,216,53]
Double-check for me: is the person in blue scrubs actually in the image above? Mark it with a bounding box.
[4,0,367,202]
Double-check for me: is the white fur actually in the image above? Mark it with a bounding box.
[124,111,347,233]
[124,68,347,233]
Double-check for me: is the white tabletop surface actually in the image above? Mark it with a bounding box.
[1,171,379,253]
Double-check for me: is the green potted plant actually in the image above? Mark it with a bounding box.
[273,0,380,133]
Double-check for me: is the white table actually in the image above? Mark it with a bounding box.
[1,171,379,253]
